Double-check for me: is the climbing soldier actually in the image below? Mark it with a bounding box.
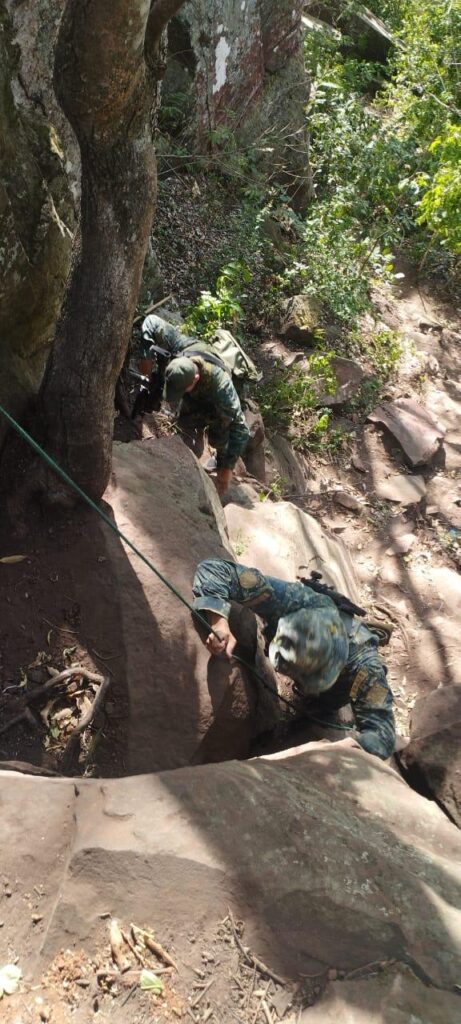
[192,557,395,760]
[140,314,260,496]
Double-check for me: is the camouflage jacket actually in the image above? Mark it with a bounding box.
[181,361,250,469]
[193,558,395,760]
[141,317,249,469]
[141,315,193,357]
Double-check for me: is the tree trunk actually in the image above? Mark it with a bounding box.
[39,0,183,501]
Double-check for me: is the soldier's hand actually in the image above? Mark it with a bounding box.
[205,615,237,658]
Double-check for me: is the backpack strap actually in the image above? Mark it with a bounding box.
[183,348,228,372]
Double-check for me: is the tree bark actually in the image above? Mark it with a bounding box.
[39,0,183,500]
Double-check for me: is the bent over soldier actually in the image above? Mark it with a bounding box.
[192,557,395,760]
[141,315,250,496]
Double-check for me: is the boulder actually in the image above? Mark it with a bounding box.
[2,743,461,991]
[102,437,278,773]
[224,492,361,604]
[298,967,461,1023]
[164,1,310,207]
[317,355,365,407]
[400,685,461,827]
[375,473,426,506]
[368,399,445,467]
[279,294,322,343]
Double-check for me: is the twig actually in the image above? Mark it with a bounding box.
[132,293,173,325]
[60,675,110,771]
[191,979,214,1008]
[120,983,137,1008]
[251,981,271,1024]
[131,923,178,971]
[121,928,147,967]
[0,666,105,736]
[228,909,286,987]
[261,999,274,1024]
[109,919,130,973]
[344,958,394,980]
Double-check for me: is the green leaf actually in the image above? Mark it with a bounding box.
[139,969,164,993]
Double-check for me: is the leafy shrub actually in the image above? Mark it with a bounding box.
[184,261,251,337]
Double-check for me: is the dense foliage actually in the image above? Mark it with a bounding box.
[160,0,460,450]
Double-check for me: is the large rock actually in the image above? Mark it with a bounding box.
[224,491,361,604]
[368,398,445,467]
[0,3,74,439]
[298,967,461,1023]
[103,437,278,772]
[279,294,322,343]
[164,1,310,207]
[400,685,461,828]
[2,744,461,991]
[375,473,426,505]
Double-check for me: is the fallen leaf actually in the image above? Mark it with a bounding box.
[0,963,22,997]
[139,968,163,993]
[0,555,27,564]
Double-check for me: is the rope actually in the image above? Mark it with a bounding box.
[0,403,294,712]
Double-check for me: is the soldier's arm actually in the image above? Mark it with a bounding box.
[141,315,188,357]
[211,374,250,469]
[349,652,395,760]
[192,558,273,656]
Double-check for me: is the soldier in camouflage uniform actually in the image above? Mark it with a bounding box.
[141,315,250,496]
[192,557,395,760]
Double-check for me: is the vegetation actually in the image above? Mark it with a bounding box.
[182,0,459,451]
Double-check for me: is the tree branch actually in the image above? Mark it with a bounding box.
[146,0,185,55]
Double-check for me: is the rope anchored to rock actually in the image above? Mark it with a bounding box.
[0,403,294,715]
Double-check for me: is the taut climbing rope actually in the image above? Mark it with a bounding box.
[0,404,296,713]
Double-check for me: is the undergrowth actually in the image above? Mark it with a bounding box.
[155,0,458,451]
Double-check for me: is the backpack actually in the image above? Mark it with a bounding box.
[183,329,262,391]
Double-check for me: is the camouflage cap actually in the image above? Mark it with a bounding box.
[269,603,349,693]
[164,357,198,403]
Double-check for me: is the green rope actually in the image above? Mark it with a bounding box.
[0,403,294,712]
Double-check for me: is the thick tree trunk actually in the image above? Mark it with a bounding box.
[39,0,182,500]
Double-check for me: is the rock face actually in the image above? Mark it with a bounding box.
[279,294,322,342]
[375,473,426,505]
[0,2,75,439]
[104,437,278,773]
[368,398,445,467]
[401,685,461,827]
[224,488,361,604]
[2,744,461,989]
[300,967,461,1024]
[164,1,311,207]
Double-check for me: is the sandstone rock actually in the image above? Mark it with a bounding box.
[333,489,364,513]
[368,399,445,466]
[375,474,426,506]
[266,433,312,495]
[2,744,461,988]
[317,355,365,407]
[385,533,416,556]
[279,294,322,343]
[401,685,461,827]
[225,493,361,603]
[426,475,461,529]
[102,437,278,773]
[165,1,310,206]
[299,967,461,1023]
[243,403,266,482]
